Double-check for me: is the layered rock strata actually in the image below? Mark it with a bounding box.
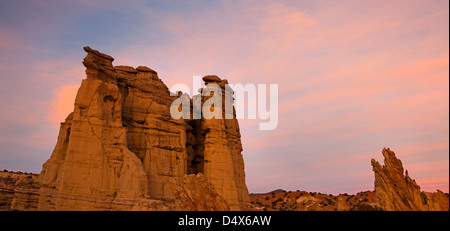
[0,172,40,211]
[37,47,249,211]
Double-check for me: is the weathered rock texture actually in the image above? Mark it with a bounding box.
[36,47,249,211]
[130,174,230,211]
[170,173,230,211]
[0,171,40,211]
[371,148,449,211]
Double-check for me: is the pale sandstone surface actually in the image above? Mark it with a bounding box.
[130,174,230,211]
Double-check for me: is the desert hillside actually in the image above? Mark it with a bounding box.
[249,190,379,211]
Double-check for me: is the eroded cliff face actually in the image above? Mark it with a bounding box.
[371,148,449,211]
[0,172,40,211]
[37,47,249,211]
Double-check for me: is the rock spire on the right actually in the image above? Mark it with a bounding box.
[371,148,449,211]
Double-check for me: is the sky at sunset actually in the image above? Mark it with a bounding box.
[0,0,448,194]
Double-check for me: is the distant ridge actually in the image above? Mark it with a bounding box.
[250,189,286,196]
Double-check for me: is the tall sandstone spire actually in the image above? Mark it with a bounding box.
[37,47,249,211]
[371,148,448,211]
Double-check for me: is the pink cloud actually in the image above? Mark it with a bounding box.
[47,84,79,124]
[0,28,23,50]
[417,177,449,193]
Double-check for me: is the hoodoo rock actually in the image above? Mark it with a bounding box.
[36,47,250,211]
[371,148,449,211]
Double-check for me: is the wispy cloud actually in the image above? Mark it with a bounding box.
[47,84,79,123]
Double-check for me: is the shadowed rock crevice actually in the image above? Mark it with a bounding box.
[186,120,205,175]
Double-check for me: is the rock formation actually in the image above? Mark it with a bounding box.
[37,46,249,211]
[170,173,231,211]
[371,148,449,211]
[131,174,230,211]
[0,171,40,211]
[336,196,351,211]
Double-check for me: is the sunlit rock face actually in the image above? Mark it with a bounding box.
[37,47,249,211]
[371,148,449,211]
